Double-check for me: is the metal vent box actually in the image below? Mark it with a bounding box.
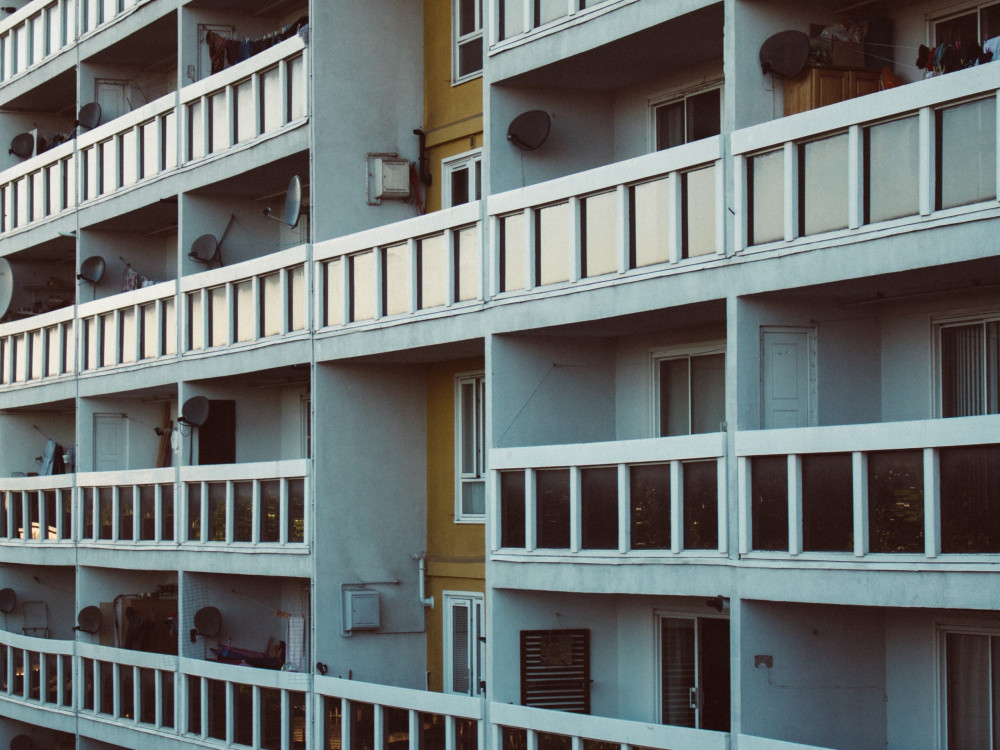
[375,158,410,199]
[343,589,380,632]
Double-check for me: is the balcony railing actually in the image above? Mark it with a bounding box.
[77,467,174,544]
[180,460,309,548]
[490,434,727,558]
[0,33,306,236]
[0,305,73,385]
[0,475,73,543]
[77,281,176,372]
[181,245,308,353]
[80,0,144,36]
[0,0,73,83]
[181,34,307,165]
[488,136,723,300]
[0,629,74,712]
[732,63,1000,252]
[736,415,1000,560]
[314,201,482,329]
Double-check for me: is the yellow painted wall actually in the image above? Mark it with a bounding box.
[425,358,486,692]
[421,0,484,213]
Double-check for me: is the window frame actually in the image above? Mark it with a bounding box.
[937,623,1000,748]
[934,312,1000,418]
[453,0,484,84]
[443,591,485,696]
[928,1,1000,45]
[455,371,487,523]
[442,148,483,209]
[651,341,726,438]
[649,82,723,153]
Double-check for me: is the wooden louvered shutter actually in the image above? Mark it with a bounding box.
[520,629,590,713]
[451,601,471,694]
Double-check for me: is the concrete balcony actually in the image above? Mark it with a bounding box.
[0,0,74,84]
[0,305,73,386]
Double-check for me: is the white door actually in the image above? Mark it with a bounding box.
[95,79,126,121]
[444,593,484,696]
[761,328,815,429]
[93,414,128,471]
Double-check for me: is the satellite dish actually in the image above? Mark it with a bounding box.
[0,588,15,613]
[0,259,13,319]
[77,255,106,284]
[8,132,33,158]
[76,102,102,130]
[75,605,102,634]
[759,30,811,79]
[188,215,233,269]
[193,606,222,637]
[263,175,306,228]
[285,174,303,228]
[507,110,550,151]
[10,736,32,750]
[179,396,210,427]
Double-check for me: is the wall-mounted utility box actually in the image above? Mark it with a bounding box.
[343,589,380,634]
[374,158,410,199]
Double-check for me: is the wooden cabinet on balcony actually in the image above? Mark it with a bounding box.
[784,66,882,116]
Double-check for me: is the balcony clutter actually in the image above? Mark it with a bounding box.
[205,15,309,74]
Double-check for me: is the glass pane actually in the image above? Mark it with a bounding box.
[683,166,716,257]
[208,286,227,346]
[98,487,112,539]
[288,265,305,331]
[287,55,306,121]
[139,485,155,541]
[260,480,280,543]
[161,485,174,541]
[458,37,483,78]
[659,358,690,436]
[163,298,176,355]
[288,478,305,543]
[118,486,134,540]
[581,466,618,549]
[945,633,991,749]
[751,456,788,551]
[261,687,282,750]
[207,679,225,739]
[462,481,485,516]
[261,272,281,336]
[656,101,685,151]
[207,483,225,541]
[661,618,696,727]
[941,323,984,417]
[631,178,670,267]
[419,234,447,309]
[187,484,201,541]
[683,461,718,550]
[536,469,570,549]
[234,481,252,542]
[536,203,570,285]
[141,119,158,178]
[939,97,996,209]
[802,453,853,552]
[121,129,137,186]
[749,149,784,244]
[583,191,617,277]
[537,0,564,25]
[866,117,919,223]
[687,89,721,142]
[100,313,114,366]
[351,701,375,750]
[261,66,281,132]
[456,225,479,301]
[630,463,671,549]
[141,303,158,358]
[234,683,253,745]
[289,691,307,749]
[234,279,254,342]
[801,134,848,235]
[940,444,1000,553]
[161,671,174,727]
[502,0,526,39]
[235,78,254,143]
[867,450,923,553]
[324,259,343,326]
[501,213,526,291]
[500,470,526,548]
[188,293,204,350]
[383,243,410,316]
[209,92,227,153]
[460,381,478,475]
[691,353,725,434]
[350,252,375,321]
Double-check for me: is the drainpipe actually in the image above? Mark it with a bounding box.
[413,552,434,608]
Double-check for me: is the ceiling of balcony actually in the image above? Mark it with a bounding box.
[184,0,307,18]
[0,68,76,115]
[83,12,177,66]
[502,4,724,92]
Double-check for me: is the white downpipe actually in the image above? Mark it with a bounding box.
[414,552,434,608]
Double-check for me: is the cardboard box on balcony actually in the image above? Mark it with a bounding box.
[809,24,867,69]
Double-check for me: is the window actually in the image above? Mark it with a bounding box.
[652,88,721,151]
[444,593,484,696]
[456,373,486,522]
[454,0,483,81]
[938,317,1000,417]
[443,149,482,208]
[933,2,1000,45]
[941,629,1000,747]
[654,346,725,436]
[499,0,611,41]
[659,615,729,731]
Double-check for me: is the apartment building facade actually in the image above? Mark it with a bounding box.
[0,0,997,749]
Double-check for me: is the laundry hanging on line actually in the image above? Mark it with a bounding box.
[205,15,309,75]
